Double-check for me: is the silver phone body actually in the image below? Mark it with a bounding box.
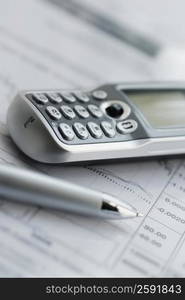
[7,82,185,164]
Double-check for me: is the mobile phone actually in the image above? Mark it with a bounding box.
[7,82,185,164]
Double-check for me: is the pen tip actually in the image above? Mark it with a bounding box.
[101,197,143,219]
[117,205,143,219]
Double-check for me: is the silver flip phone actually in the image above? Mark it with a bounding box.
[7,82,185,164]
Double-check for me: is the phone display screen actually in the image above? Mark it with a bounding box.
[126,91,185,128]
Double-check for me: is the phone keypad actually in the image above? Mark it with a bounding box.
[27,89,140,145]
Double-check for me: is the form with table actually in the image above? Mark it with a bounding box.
[0,0,185,277]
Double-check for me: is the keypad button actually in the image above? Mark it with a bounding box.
[88,104,103,118]
[58,123,75,141]
[74,105,89,118]
[47,92,62,103]
[32,93,48,104]
[60,105,76,119]
[116,119,138,134]
[74,92,90,102]
[106,103,124,118]
[87,122,103,138]
[101,121,115,137]
[73,122,89,139]
[46,106,62,120]
[92,90,107,100]
[61,92,76,103]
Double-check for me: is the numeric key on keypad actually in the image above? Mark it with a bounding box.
[101,121,115,137]
[92,90,107,100]
[60,105,76,119]
[74,92,90,103]
[59,123,75,141]
[32,93,48,104]
[87,122,103,138]
[88,104,103,118]
[61,92,76,103]
[47,92,62,103]
[73,122,89,139]
[74,105,89,118]
[46,106,61,120]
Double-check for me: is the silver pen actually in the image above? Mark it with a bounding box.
[0,164,142,219]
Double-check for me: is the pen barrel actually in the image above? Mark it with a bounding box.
[0,165,104,216]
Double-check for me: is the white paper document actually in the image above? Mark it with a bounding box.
[0,0,185,277]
